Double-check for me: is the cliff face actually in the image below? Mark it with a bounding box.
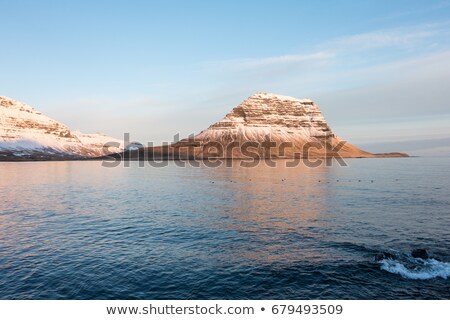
[173,92,375,158]
[0,96,122,160]
[197,92,333,142]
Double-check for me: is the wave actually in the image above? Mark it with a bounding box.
[380,258,450,280]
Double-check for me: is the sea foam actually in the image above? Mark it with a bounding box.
[380,258,450,280]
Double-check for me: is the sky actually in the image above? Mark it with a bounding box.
[1,0,450,155]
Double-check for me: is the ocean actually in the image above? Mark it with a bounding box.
[0,157,449,299]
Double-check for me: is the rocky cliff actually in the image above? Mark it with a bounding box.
[173,93,377,158]
[118,92,407,160]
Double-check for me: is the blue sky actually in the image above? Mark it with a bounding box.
[2,0,450,154]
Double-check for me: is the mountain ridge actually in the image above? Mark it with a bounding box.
[114,92,408,160]
[0,96,122,160]
[0,93,409,161]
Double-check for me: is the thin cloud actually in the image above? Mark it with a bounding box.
[202,22,450,79]
[211,52,335,70]
[329,29,435,50]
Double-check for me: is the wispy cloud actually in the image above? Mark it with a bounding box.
[327,28,436,50]
[206,21,450,74]
[208,52,334,71]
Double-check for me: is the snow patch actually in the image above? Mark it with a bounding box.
[253,92,313,103]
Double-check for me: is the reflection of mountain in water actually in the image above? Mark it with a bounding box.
[200,160,335,264]
[1,158,449,299]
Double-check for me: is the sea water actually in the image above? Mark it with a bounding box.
[0,157,449,299]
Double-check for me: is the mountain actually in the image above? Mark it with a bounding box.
[0,96,122,161]
[1,93,408,161]
[117,92,408,160]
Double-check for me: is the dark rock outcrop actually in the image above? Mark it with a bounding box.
[374,252,395,261]
[411,249,429,259]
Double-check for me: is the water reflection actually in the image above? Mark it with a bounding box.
[0,160,336,269]
[199,161,336,264]
[1,159,449,299]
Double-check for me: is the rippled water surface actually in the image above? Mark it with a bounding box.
[0,158,449,299]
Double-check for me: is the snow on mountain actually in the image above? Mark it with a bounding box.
[115,92,407,160]
[195,92,332,141]
[0,96,122,160]
[180,92,374,158]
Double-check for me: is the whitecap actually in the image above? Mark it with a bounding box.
[380,258,450,280]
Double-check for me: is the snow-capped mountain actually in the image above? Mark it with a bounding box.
[175,92,377,158]
[0,96,122,160]
[116,92,407,160]
[196,92,333,141]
